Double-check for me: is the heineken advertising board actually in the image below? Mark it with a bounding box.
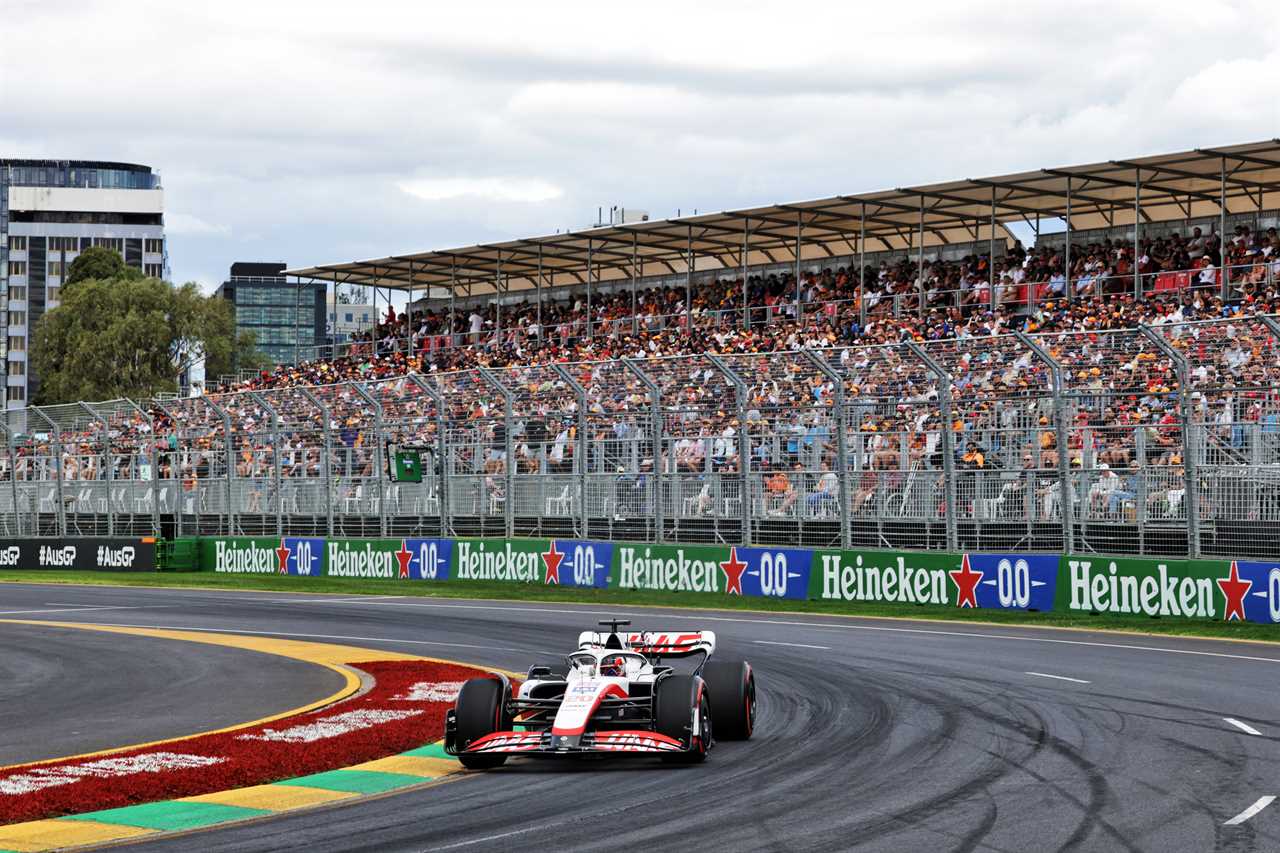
[195,536,1280,624]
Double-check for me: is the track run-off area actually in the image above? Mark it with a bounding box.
[0,582,1277,852]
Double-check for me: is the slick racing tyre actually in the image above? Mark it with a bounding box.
[455,677,512,770]
[654,675,710,764]
[701,659,755,740]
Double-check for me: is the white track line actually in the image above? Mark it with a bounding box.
[1223,717,1263,736]
[754,640,831,650]
[1225,795,1275,826]
[1025,671,1090,684]
[0,606,144,615]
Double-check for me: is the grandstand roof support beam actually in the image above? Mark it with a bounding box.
[917,196,925,321]
[631,234,638,336]
[741,218,750,330]
[686,225,693,331]
[536,244,544,340]
[1065,176,1073,304]
[495,250,503,345]
[347,382,388,540]
[1138,326,1200,557]
[904,342,957,552]
[989,186,997,312]
[1134,170,1142,299]
[586,239,593,339]
[1014,332,1073,554]
[1220,158,1230,301]
[795,212,803,323]
[622,358,663,542]
[858,203,866,327]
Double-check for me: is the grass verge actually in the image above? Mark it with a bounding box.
[1,570,1277,644]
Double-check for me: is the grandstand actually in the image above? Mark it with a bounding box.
[3,141,1280,560]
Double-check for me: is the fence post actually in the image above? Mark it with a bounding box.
[552,364,590,538]
[803,348,851,548]
[410,374,450,538]
[623,358,663,543]
[477,368,515,539]
[1014,331,1073,554]
[706,354,751,545]
[348,382,388,540]
[904,342,958,552]
[199,395,236,537]
[28,408,65,537]
[79,403,113,537]
[1138,325,1199,557]
[249,393,284,537]
[299,388,334,538]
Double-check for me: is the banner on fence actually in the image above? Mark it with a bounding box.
[0,538,156,571]
[191,536,1280,623]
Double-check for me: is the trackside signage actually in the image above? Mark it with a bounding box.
[809,550,1058,611]
[1057,557,1280,624]
[0,538,156,571]
[188,537,1276,623]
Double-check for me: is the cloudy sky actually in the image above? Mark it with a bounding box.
[3,0,1278,291]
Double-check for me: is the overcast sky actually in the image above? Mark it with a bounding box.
[3,0,1278,292]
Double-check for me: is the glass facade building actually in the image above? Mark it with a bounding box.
[215,262,326,367]
[0,159,167,409]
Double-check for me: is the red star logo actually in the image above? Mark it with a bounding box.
[720,547,748,596]
[1217,561,1252,622]
[395,540,414,579]
[542,541,564,585]
[949,553,983,609]
[275,539,291,574]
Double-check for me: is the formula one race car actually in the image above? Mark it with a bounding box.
[444,619,756,768]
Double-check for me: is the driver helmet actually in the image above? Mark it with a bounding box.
[600,654,627,678]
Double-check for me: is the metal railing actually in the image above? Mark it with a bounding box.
[9,316,1280,559]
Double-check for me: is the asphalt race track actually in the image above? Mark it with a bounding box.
[0,618,344,766]
[0,583,1276,852]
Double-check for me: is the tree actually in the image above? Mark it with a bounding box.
[64,246,136,285]
[31,275,268,404]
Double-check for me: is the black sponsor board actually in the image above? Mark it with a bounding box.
[0,539,157,572]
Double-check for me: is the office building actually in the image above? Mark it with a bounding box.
[215,262,325,366]
[1,159,167,408]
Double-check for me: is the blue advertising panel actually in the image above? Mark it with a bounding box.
[735,546,814,600]
[553,540,613,588]
[965,553,1058,611]
[400,538,454,580]
[282,537,324,576]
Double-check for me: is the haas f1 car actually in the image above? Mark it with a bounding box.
[444,619,756,768]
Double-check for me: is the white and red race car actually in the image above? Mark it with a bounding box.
[443,619,756,768]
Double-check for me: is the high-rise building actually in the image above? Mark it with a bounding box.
[0,159,167,409]
[214,262,325,367]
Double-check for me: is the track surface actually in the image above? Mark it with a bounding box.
[0,583,1277,852]
[0,618,344,765]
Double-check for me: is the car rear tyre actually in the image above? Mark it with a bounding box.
[701,659,755,740]
[455,677,512,770]
[654,675,710,764]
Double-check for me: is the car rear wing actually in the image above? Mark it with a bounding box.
[577,630,716,658]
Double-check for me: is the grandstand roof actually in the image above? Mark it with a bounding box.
[286,139,1280,299]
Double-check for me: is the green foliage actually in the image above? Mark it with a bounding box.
[31,274,267,404]
[64,246,136,286]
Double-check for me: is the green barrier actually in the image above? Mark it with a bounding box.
[1055,555,1221,618]
[807,549,959,605]
[157,538,200,572]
